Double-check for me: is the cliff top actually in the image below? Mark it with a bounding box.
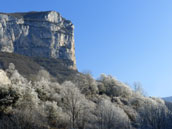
[0,11,72,24]
[0,11,59,18]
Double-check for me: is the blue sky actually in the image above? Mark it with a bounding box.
[1,0,172,97]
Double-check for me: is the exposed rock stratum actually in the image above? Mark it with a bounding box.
[0,11,76,69]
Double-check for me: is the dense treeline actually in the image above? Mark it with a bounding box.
[0,63,172,129]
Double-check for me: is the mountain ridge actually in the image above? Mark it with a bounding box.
[163,96,172,102]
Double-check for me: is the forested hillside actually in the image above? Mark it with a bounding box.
[0,63,172,129]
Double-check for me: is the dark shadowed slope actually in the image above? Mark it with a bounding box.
[0,52,78,82]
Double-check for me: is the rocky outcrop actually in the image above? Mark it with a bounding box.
[0,11,76,69]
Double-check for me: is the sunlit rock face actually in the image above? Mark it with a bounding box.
[0,70,11,85]
[0,11,76,69]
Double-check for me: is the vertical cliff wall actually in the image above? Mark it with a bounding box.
[0,11,76,69]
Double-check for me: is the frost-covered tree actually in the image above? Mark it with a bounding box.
[5,63,15,77]
[138,100,172,129]
[73,73,98,96]
[61,81,91,129]
[97,74,132,97]
[133,82,146,96]
[96,99,130,129]
[82,73,98,95]
[41,101,69,128]
[0,84,20,112]
[36,69,51,81]
[33,79,61,102]
[0,70,11,85]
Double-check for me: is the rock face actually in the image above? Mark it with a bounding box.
[0,11,76,69]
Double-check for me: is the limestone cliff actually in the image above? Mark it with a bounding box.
[0,11,76,69]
